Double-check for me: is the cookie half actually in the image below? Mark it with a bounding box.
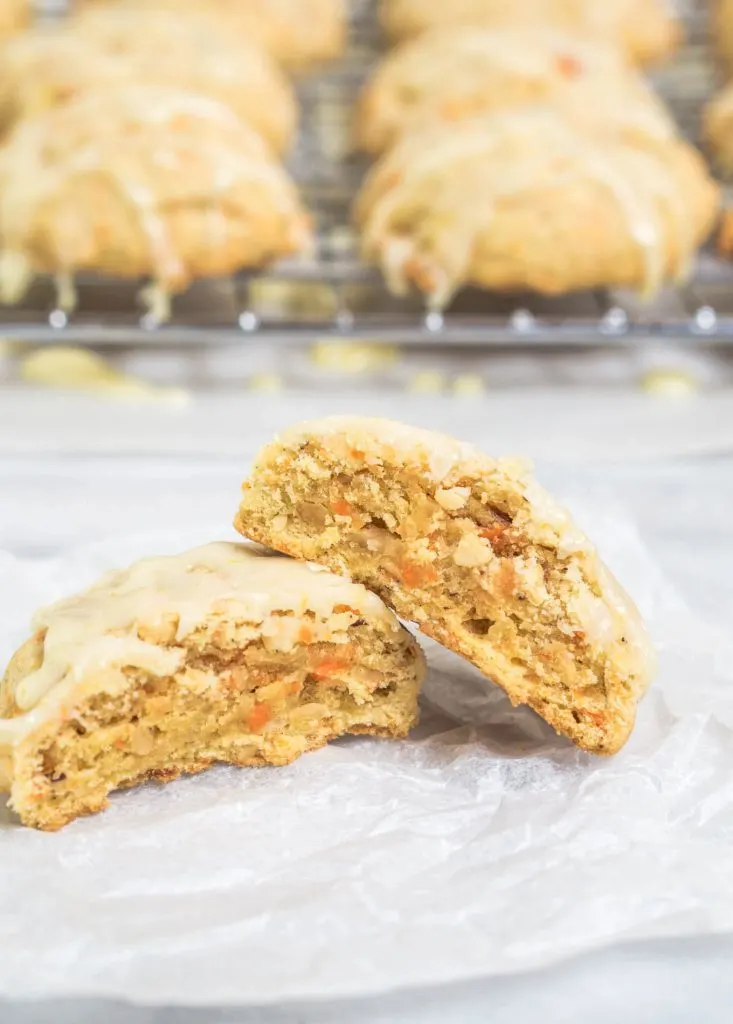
[0,85,312,317]
[356,26,676,155]
[235,418,656,756]
[355,109,719,306]
[0,542,424,830]
[378,0,681,67]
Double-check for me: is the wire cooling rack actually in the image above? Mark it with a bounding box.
[2,0,732,348]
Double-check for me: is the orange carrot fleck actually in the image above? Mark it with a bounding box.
[313,657,350,679]
[479,525,507,544]
[400,561,438,588]
[585,710,606,727]
[247,703,272,733]
[330,498,352,517]
[298,624,314,644]
[556,53,583,78]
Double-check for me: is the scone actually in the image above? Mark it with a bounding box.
[356,26,676,155]
[235,418,656,756]
[354,109,720,306]
[0,0,27,42]
[0,9,298,153]
[0,85,312,319]
[0,542,424,831]
[76,0,347,70]
[378,0,681,67]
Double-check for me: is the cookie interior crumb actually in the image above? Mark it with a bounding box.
[236,420,654,755]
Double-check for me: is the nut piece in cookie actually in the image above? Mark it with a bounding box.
[356,26,676,155]
[236,418,656,756]
[0,85,312,318]
[354,109,719,307]
[378,0,681,67]
[0,8,298,153]
[0,542,424,830]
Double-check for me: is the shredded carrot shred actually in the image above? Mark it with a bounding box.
[297,623,314,644]
[400,561,438,588]
[330,498,352,517]
[555,53,583,78]
[479,525,507,544]
[247,703,272,733]
[313,657,350,679]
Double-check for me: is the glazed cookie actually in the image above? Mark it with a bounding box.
[356,26,676,154]
[714,0,733,74]
[235,418,656,756]
[378,0,681,67]
[0,542,424,830]
[354,109,719,306]
[76,0,347,70]
[703,84,733,175]
[0,85,312,319]
[0,0,27,42]
[0,9,298,153]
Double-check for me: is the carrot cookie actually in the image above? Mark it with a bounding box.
[714,0,733,75]
[76,0,347,70]
[0,0,27,42]
[356,26,676,155]
[0,85,312,319]
[354,109,719,306]
[0,542,424,831]
[236,419,656,756]
[703,84,733,176]
[0,9,298,153]
[378,0,681,67]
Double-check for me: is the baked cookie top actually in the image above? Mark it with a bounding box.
[77,0,347,69]
[356,25,676,154]
[355,108,719,305]
[0,8,297,152]
[0,541,403,743]
[378,0,681,66]
[0,84,311,310]
[0,0,27,42]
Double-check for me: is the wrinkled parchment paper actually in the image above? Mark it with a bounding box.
[0,504,731,1008]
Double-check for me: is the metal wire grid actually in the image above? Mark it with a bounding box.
[3,0,732,348]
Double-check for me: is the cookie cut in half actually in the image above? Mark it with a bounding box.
[235,418,656,755]
[378,0,681,67]
[355,26,676,155]
[0,542,424,830]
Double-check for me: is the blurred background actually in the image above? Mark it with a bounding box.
[0,0,731,552]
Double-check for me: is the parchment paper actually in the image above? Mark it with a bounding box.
[0,502,730,1008]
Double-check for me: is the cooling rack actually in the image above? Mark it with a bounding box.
[2,0,732,349]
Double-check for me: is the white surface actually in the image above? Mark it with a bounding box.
[1,444,732,1010]
[2,386,733,462]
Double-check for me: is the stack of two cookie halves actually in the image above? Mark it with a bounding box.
[0,419,655,831]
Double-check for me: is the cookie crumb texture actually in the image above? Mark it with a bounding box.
[236,418,656,756]
[0,543,423,831]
